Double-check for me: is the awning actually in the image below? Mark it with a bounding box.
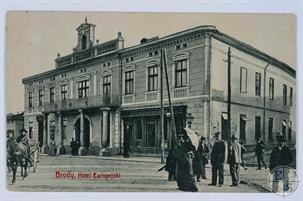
[282,121,287,126]
[240,116,249,121]
[184,128,199,150]
[221,113,228,120]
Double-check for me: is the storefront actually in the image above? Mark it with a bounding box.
[121,106,187,155]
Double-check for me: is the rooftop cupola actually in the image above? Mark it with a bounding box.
[76,17,96,51]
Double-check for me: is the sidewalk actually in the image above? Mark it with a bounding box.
[42,154,271,191]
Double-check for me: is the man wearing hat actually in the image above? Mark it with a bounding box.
[269,133,293,192]
[193,136,209,182]
[227,135,243,186]
[255,137,267,170]
[209,131,226,187]
[16,128,33,165]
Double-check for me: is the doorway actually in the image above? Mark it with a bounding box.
[75,118,90,148]
[38,122,43,147]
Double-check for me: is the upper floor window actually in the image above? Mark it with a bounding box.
[49,87,55,102]
[283,84,287,105]
[103,75,111,100]
[125,71,134,95]
[290,87,293,106]
[269,77,274,100]
[175,59,187,88]
[240,67,247,93]
[78,80,89,98]
[38,89,44,106]
[148,65,158,91]
[255,72,261,96]
[61,85,68,100]
[28,92,33,108]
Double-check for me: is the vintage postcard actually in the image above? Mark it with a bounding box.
[3,10,299,198]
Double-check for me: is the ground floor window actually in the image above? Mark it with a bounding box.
[239,114,247,142]
[288,121,292,142]
[268,118,274,142]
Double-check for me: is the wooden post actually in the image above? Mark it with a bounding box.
[160,49,165,164]
[227,47,231,139]
[162,49,177,148]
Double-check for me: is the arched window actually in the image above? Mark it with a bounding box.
[81,35,87,50]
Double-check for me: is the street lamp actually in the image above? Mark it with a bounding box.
[186,113,194,128]
[50,124,56,141]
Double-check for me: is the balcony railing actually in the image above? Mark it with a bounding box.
[43,95,119,112]
[122,94,135,104]
[172,87,189,99]
[145,91,159,101]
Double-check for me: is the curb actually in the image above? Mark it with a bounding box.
[40,154,162,164]
[241,178,271,192]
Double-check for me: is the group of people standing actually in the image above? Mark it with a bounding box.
[163,129,294,192]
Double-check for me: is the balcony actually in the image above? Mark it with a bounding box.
[145,91,159,102]
[172,87,189,99]
[43,95,119,112]
[122,94,135,104]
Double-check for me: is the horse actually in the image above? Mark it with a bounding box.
[7,139,30,184]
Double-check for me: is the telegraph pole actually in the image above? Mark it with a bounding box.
[160,48,165,164]
[227,47,231,139]
[162,49,177,147]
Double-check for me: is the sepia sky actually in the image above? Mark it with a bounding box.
[5,11,296,114]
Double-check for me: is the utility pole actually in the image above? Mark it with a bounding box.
[160,48,165,164]
[162,49,177,147]
[227,47,231,139]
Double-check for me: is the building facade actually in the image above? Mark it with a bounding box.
[22,19,296,156]
[6,113,24,139]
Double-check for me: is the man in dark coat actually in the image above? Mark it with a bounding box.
[165,147,177,181]
[255,137,267,170]
[193,136,209,182]
[209,131,226,187]
[70,138,76,156]
[16,128,32,164]
[269,133,293,192]
[227,135,242,186]
[175,135,198,192]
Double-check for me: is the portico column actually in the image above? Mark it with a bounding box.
[57,112,66,155]
[58,112,62,145]
[42,113,49,154]
[43,114,48,145]
[80,109,84,147]
[102,110,109,147]
[78,109,87,155]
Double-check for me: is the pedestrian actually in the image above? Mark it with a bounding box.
[165,147,177,181]
[227,135,242,187]
[75,140,80,155]
[16,128,33,165]
[208,131,226,187]
[193,136,209,182]
[49,138,56,156]
[175,135,198,192]
[269,133,293,192]
[255,137,267,170]
[70,138,76,156]
[238,141,248,170]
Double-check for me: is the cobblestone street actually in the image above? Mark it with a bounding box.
[6,155,270,192]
